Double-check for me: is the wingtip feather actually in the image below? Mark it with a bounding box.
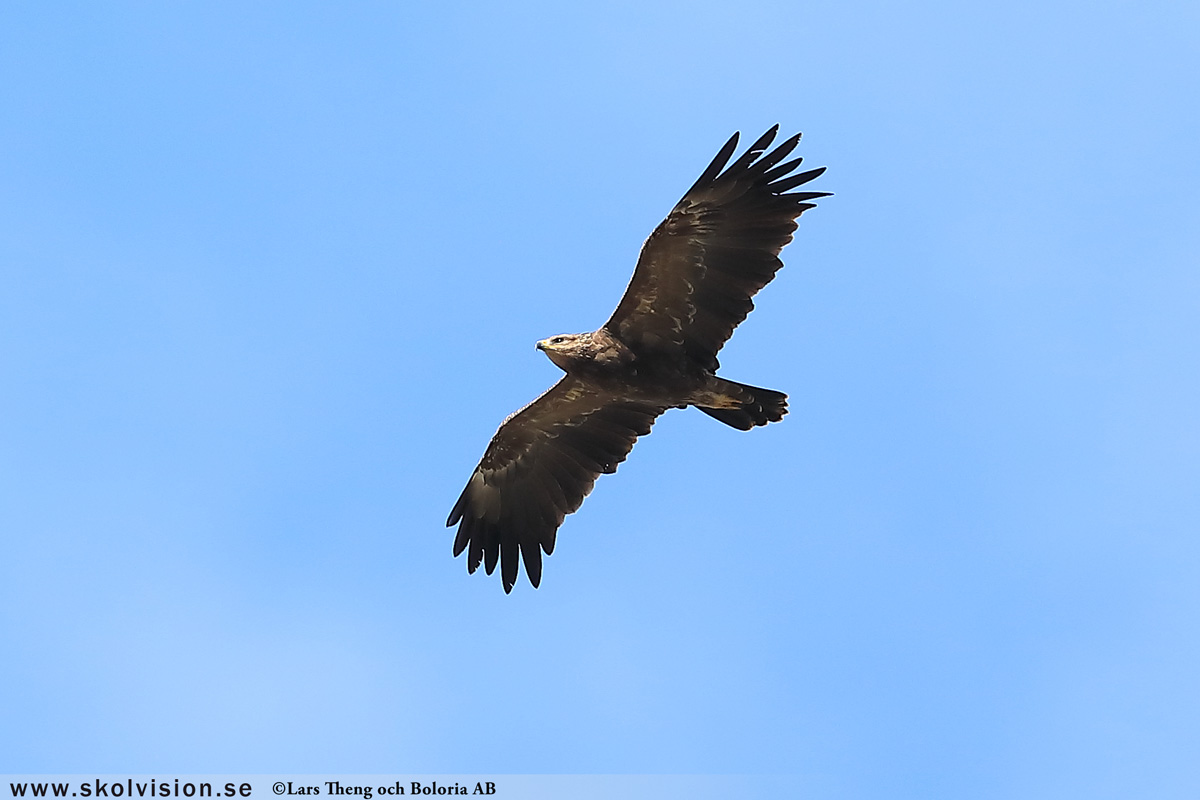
[686,131,741,194]
[725,127,780,175]
[447,485,469,526]
[772,166,827,193]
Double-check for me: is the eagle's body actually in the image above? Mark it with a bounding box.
[535,329,785,425]
[448,126,829,592]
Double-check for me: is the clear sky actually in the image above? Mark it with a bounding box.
[2,1,1198,796]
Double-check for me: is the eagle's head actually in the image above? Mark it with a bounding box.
[536,333,593,371]
[536,330,634,372]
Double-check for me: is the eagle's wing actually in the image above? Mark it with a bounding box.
[604,126,829,371]
[446,376,665,592]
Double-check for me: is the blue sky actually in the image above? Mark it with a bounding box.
[2,0,1198,796]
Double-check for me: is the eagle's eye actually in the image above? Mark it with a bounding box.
[551,336,566,344]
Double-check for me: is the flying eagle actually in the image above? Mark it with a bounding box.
[447,126,828,592]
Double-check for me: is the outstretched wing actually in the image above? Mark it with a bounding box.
[605,126,829,371]
[446,376,665,592]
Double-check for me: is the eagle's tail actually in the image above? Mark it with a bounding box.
[695,379,788,431]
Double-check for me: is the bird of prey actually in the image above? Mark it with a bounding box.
[447,126,828,592]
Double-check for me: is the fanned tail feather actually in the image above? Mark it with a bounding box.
[697,379,788,431]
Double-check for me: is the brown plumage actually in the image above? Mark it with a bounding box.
[447,126,829,592]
